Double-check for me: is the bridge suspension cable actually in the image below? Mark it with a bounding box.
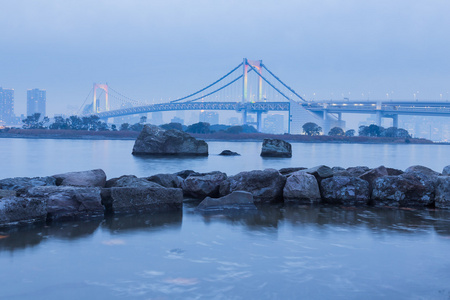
[246,64,292,102]
[170,62,243,103]
[108,86,148,106]
[186,74,244,103]
[261,64,306,102]
[77,87,94,115]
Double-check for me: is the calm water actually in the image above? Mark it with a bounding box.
[1,138,450,299]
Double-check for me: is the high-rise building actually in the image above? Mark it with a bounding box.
[0,87,14,125]
[199,111,219,125]
[27,88,46,118]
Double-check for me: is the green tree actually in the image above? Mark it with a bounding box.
[225,126,243,134]
[302,122,322,136]
[186,122,211,134]
[120,123,130,131]
[345,129,355,137]
[328,127,344,136]
[160,122,183,131]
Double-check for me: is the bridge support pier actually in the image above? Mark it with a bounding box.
[376,111,382,127]
[256,111,262,132]
[242,110,248,125]
[393,114,399,128]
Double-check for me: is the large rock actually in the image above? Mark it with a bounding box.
[132,125,208,156]
[443,165,450,176]
[304,165,333,181]
[372,174,436,207]
[102,186,183,214]
[345,166,371,177]
[321,176,370,205]
[107,175,156,188]
[147,173,183,188]
[0,176,56,191]
[26,186,104,221]
[182,171,227,199]
[197,191,256,211]
[0,197,47,225]
[359,165,388,192]
[435,176,450,209]
[278,167,307,177]
[387,168,403,176]
[219,169,286,203]
[0,190,17,199]
[283,171,321,204]
[404,165,440,177]
[260,138,292,158]
[52,169,106,187]
[174,170,197,179]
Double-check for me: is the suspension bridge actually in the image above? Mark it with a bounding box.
[80,58,450,134]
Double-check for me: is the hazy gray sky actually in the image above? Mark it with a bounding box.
[1,0,449,116]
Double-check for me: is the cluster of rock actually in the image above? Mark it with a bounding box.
[1,164,449,226]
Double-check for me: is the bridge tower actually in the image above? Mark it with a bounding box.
[242,59,263,128]
[93,83,109,114]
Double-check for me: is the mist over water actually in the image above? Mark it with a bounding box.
[0,139,450,299]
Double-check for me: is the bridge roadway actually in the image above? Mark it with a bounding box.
[95,100,450,120]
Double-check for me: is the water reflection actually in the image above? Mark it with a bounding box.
[1,206,449,253]
[102,210,182,233]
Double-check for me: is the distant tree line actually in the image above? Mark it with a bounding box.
[20,114,259,134]
[302,122,411,138]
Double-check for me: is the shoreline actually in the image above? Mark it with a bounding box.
[0,128,442,144]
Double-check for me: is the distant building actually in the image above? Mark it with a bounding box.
[27,88,46,118]
[199,111,219,125]
[171,116,184,125]
[0,87,14,124]
[263,114,284,134]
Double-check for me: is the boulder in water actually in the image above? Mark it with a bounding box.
[260,138,292,158]
[132,125,208,156]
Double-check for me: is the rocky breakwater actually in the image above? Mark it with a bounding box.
[132,124,208,156]
[0,169,183,226]
[1,164,450,226]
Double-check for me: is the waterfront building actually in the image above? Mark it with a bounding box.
[27,88,46,118]
[0,87,14,124]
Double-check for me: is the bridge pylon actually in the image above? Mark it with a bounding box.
[93,83,109,114]
[242,58,263,125]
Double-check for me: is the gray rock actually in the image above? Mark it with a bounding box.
[386,168,403,176]
[345,166,371,177]
[197,191,256,211]
[147,173,183,188]
[260,138,292,158]
[332,166,345,173]
[52,169,106,187]
[372,174,436,207]
[359,165,388,192]
[443,165,450,176]
[174,170,197,179]
[435,176,450,209]
[0,176,56,191]
[321,176,370,205]
[0,197,47,225]
[278,167,307,176]
[105,175,137,188]
[304,165,334,181]
[219,169,286,203]
[182,171,227,199]
[283,171,321,204]
[405,165,440,177]
[108,175,157,188]
[132,125,208,156]
[105,186,183,214]
[219,150,240,156]
[27,186,104,221]
[0,190,17,199]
